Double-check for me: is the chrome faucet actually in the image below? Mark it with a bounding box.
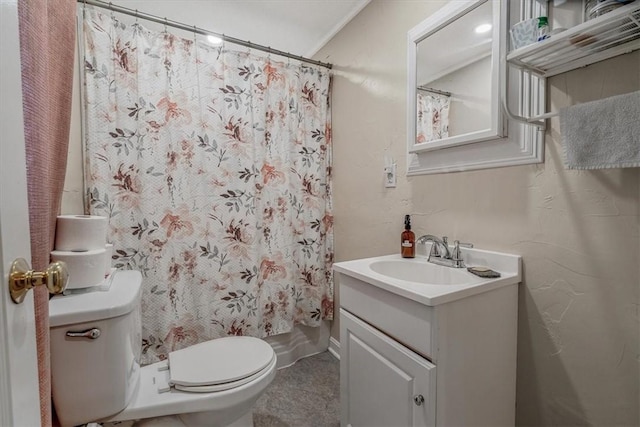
[416,235,473,268]
[416,234,450,259]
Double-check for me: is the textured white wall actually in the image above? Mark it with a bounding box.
[314,0,639,425]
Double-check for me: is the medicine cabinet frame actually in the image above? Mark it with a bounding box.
[407,0,545,175]
[408,0,505,153]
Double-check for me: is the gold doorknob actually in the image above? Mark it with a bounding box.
[9,258,69,304]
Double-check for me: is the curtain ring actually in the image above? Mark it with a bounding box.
[135,9,138,23]
[164,17,168,33]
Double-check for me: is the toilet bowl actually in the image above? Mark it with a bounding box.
[49,270,276,427]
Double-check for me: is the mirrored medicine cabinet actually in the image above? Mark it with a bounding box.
[407,0,545,175]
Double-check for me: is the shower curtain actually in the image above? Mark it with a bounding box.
[416,92,450,143]
[82,9,333,364]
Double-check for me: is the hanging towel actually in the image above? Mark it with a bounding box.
[560,90,640,170]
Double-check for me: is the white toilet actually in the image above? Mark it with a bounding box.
[49,270,277,427]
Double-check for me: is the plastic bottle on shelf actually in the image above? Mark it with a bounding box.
[537,16,550,42]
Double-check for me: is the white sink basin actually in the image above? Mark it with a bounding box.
[369,259,476,285]
[333,249,521,306]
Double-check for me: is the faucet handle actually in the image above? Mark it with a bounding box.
[452,240,474,256]
[452,240,464,267]
[451,240,474,267]
[452,240,462,260]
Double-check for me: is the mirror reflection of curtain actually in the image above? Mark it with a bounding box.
[416,92,450,143]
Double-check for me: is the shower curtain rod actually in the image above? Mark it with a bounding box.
[78,0,333,69]
[417,86,452,97]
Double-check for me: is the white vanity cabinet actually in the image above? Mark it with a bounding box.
[340,309,436,427]
[334,252,521,427]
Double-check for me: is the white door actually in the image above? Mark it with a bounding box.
[340,309,436,427]
[0,0,43,425]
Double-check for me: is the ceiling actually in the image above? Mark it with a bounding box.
[115,0,371,57]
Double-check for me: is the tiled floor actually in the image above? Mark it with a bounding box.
[253,351,340,427]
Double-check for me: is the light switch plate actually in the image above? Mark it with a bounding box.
[384,163,396,188]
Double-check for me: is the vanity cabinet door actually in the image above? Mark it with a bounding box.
[340,309,436,427]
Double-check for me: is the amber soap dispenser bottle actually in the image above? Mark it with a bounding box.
[401,214,415,258]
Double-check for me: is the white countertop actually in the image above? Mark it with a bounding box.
[333,248,521,306]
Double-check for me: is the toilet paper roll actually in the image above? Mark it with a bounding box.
[51,249,107,289]
[104,243,113,276]
[55,215,107,251]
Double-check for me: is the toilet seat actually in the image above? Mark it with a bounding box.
[105,343,278,424]
[157,336,275,393]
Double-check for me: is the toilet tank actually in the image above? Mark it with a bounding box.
[49,270,143,427]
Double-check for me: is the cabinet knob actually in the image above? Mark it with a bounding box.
[413,394,425,406]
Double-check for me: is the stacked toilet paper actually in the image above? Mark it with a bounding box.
[51,215,112,290]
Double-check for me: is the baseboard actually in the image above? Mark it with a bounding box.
[328,336,340,360]
[264,322,331,369]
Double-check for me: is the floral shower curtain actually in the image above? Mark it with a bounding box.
[416,92,450,143]
[82,9,333,364]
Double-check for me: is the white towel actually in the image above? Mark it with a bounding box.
[560,91,640,170]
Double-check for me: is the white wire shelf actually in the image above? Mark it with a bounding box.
[507,2,640,77]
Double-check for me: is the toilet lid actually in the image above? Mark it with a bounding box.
[168,336,275,389]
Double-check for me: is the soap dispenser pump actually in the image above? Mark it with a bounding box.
[401,215,415,258]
